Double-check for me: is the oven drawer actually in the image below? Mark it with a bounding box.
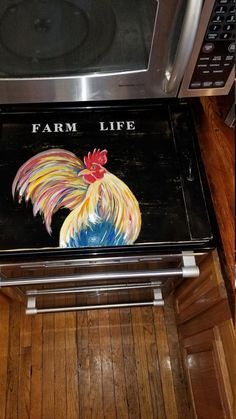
[0,253,202,314]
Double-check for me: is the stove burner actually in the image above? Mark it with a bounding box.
[0,0,116,76]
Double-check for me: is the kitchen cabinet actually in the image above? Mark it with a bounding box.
[175,250,235,419]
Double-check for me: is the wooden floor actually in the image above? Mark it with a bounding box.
[0,294,192,419]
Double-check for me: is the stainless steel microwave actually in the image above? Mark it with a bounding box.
[0,0,235,104]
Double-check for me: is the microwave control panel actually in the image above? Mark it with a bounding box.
[190,0,235,90]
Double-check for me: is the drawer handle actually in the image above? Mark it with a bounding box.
[26,288,164,315]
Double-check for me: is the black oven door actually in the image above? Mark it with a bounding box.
[0,102,213,258]
[0,102,214,313]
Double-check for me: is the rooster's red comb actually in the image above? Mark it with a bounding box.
[84,149,108,168]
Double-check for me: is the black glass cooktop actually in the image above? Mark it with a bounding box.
[0,103,213,258]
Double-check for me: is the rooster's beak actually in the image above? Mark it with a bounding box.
[78,168,91,176]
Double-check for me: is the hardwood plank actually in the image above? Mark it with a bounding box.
[163,298,193,419]
[87,310,103,419]
[141,307,166,419]
[42,314,55,419]
[54,313,67,419]
[120,308,141,419]
[109,308,129,419]
[99,308,116,419]
[30,315,43,419]
[17,305,32,419]
[77,310,91,419]
[65,312,80,419]
[0,294,10,419]
[131,307,154,419]
[153,307,178,419]
[5,302,21,419]
[19,305,32,349]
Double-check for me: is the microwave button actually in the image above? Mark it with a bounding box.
[223,24,235,31]
[220,32,232,39]
[199,57,210,61]
[190,82,202,89]
[214,81,225,88]
[214,81,225,87]
[217,0,230,3]
[202,81,213,88]
[209,24,221,32]
[215,6,227,13]
[212,55,222,61]
[202,43,215,53]
[228,43,235,52]
[212,69,224,74]
[225,54,234,60]
[202,70,211,75]
[229,6,236,14]
[226,15,235,23]
[207,33,219,40]
[212,15,224,23]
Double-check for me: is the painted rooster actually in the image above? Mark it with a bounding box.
[12,149,141,248]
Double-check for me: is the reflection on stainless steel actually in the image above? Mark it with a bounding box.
[164,0,203,93]
[26,281,163,295]
[0,268,190,287]
[0,252,206,270]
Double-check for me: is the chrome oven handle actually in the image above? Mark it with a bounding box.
[26,287,164,314]
[25,298,164,315]
[0,264,199,287]
[164,0,203,93]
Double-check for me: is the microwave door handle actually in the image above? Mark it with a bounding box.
[164,0,203,93]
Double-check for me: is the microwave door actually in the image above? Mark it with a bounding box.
[0,0,202,104]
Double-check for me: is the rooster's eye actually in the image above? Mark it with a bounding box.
[91,164,96,170]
